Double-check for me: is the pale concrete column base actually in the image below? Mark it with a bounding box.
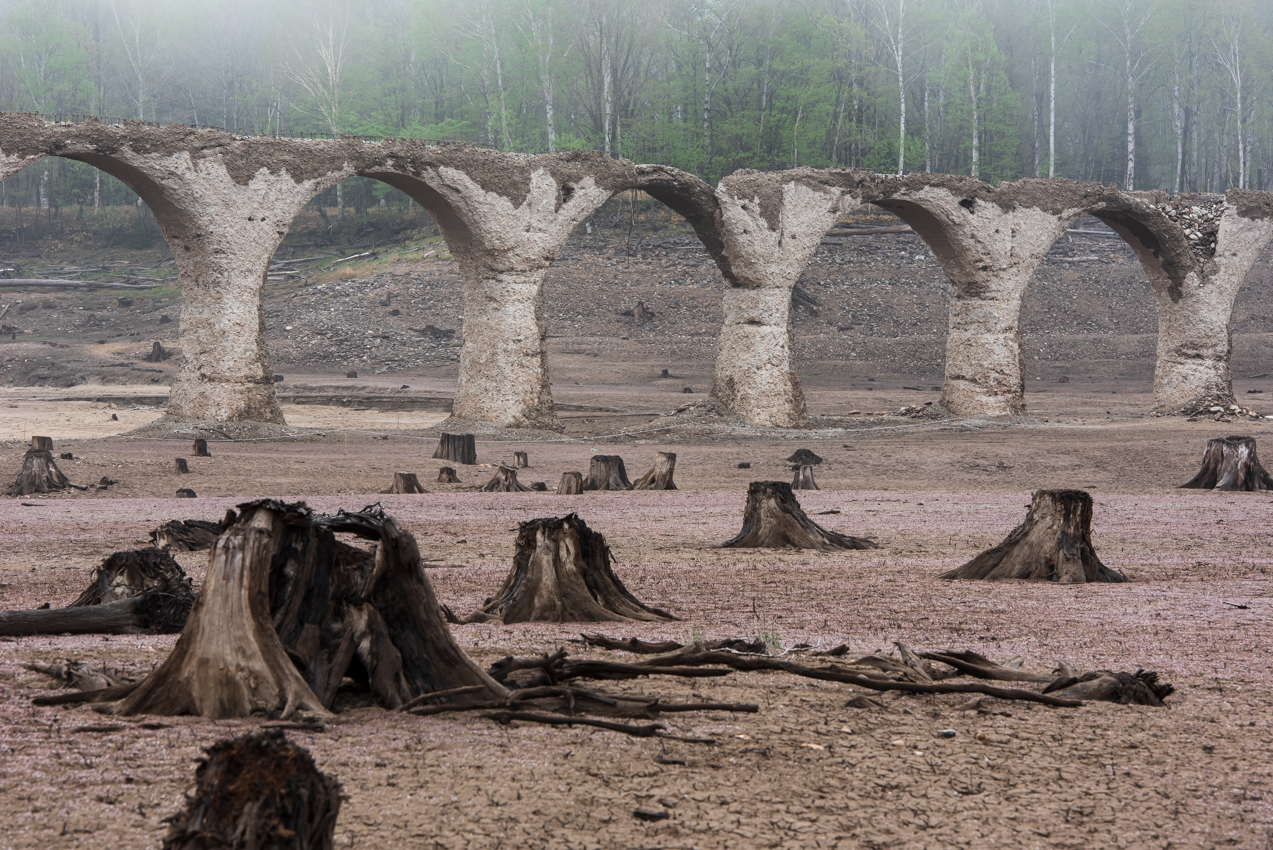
[940,285,1028,417]
[451,267,558,430]
[712,288,806,428]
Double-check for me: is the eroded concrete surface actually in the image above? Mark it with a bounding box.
[2,113,1271,428]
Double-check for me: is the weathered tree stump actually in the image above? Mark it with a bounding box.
[558,472,584,494]
[481,466,531,492]
[192,438,211,458]
[790,464,820,490]
[465,514,676,624]
[9,436,71,496]
[787,449,823,465]
[633,452,677,490]
[176,488,198,498]
[161,730,342,850]
[1179,436,1273,491]
[634,301,655,322]
[385,471,426,494]
[722,482,877,551]
[107,501,505,717]
[433,432,477,465]
[174,458,190,474]
[144,341,171,363]
[436,466,461,484]
[345,370,358,379]
[940,490,1126,583]
[150,519,222,551]
[514,451,529,468]
[584,455,632,491]
[0,549,194,636]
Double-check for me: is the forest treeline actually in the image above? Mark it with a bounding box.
[1,0,1271,227]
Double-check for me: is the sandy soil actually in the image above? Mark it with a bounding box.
[0,382,1271,849]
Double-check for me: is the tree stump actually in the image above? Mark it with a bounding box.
[9,436,71,496]
[176,488,198,498]
[436,466,460,484]
[633,301,655,322]
[174,458,190,474]
[150,519,222,551]
[433,432,477,465]
[633,452,677,490]
[108,501,505,717]
[791,464,820,490]
[940,490,1126,583]
[0,549,194,636]
[1179,436,1273,491]
[513,451,529,468]
[558,472,584,494]
[584,455,632,491]
[345,370,358,379]
[722,482,877,551]
[481,467,531,492]
[193,438,211,458]
[161,730,342,850]
[385,472,426,494]
[464,514,676,624]
[144,341,170,363]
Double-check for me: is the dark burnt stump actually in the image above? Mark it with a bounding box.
[174,458,190,474]
[1180,436,1273,491]
[633,452,677,491]
[108,501,505,717]
[481,467,531,492]
[514,451,529,468]
[193,438,211,458]
[433,433,477,465]
[558,472,584,494]
[791,464,820,490]
[941,490,1126,583]
[176,488,198,498]
[584,455,632,491]
[0,548,194,636]
[144,341,171,363]
[436,466,461,484]
[722,481,877,551]
[161,730,341,850]
[150,519,222,551]
[465,514,676,624]
[9,436,71,496]
[385,472,426,494]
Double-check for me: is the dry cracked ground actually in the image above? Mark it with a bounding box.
[0,228,1272,849]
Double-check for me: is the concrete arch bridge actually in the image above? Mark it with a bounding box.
[2,113,1269,429]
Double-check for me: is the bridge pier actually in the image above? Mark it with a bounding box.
[389,165,616,430]
[711,173,863,428]
[872,181,1088,418]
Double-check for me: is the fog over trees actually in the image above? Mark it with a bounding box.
[1,0,1271,215]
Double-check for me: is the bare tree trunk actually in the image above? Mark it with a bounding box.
[385,471,426,494]
[433,433,477,465]
[1180,436,1273,491]
[790,464,819,490]
[633,452,677,491]
[723,482,876,551]
[463,514,676,624]
[9,436,71,496]
[481,466,531,492]
[584,455,632,491]
[941,490,1126,583]
[161,731,342,850]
